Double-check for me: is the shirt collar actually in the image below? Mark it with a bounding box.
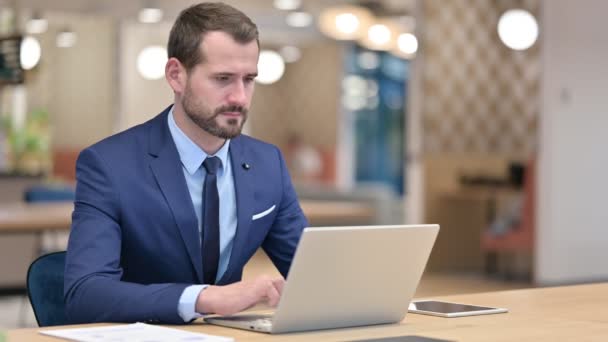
[167,105,230,175]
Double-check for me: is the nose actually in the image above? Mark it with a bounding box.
[227,80,247,106]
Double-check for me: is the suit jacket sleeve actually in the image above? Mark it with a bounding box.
[64,147,189,324]
[261,147,308,277]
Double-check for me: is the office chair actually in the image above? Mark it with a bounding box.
[19,186,73,327]
[26,251,68,327]
[24,184,76,203]
[481,159,535,280]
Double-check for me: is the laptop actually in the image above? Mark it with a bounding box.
[204,224,439,334]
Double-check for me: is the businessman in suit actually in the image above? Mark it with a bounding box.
[64,2,308,324]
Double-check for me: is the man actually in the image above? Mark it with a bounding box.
[64,2,307,324]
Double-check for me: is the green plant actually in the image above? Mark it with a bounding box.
[1,109,51,174]
[0,115,9,129]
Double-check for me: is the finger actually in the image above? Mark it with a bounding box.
[265,283,281,307]
[272,277,285,294]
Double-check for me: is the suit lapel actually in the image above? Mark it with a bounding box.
[147,108,203,283]
[218,136,254,284]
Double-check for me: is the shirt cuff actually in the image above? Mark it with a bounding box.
[177,284,208,322]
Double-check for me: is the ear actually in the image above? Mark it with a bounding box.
[165,57,186,93]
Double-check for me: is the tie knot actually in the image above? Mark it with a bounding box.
[203,156,222,175]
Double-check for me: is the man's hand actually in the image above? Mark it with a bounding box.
[196,275,285,316]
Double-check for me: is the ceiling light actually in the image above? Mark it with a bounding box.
[257,50,285,85]
[336,13,359,34]
[359,19,399,51]
[368,24,391,45]
[390,32,418,59]
[26,11,48,34]
[318,5,374,40]
[139,7,163,23]
[497,9,539,51]
[397,33,418,54]
[137,45,167,80]
[286,11,313,28]
[273,0,301,11]
[56,28,77,48]
[20,36,41,70]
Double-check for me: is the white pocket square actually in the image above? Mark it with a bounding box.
[252,205,276,220]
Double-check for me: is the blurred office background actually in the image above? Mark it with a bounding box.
[0,0,607,329]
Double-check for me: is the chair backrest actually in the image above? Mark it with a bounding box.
[24,185,75,203]
[27,251,68,327]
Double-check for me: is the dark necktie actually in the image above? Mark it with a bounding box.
[202,156,221,285]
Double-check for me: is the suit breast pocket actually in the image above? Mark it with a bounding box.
[252,204,276,221]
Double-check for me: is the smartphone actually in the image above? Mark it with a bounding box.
[408,300,508,318]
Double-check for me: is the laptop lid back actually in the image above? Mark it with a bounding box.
[271,224,439,333]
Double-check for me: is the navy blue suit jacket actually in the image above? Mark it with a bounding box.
[64,107,307,324]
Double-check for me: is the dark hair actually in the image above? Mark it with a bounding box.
[167,2,259,71]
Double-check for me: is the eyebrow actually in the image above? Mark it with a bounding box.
[213,72,258,77]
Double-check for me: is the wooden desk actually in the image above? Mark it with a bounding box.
[0,202,74,233]
[300,200,375,226]
[0,203,73,287]
[8,283,608,341]
[0,200,374,233]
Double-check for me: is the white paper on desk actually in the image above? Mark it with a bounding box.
[39,322,234,342]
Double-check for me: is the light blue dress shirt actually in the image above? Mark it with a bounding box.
[167,107,238,322]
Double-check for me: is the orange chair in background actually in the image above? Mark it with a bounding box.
[481,159,535,280]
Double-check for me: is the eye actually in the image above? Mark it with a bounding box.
[215,75,230,82]
[244,76,256,84]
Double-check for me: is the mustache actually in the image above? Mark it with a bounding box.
[214,105,248,116]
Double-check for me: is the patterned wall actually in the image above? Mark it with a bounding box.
[422,0,540,157]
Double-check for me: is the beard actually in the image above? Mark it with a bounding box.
[182,84,248,139]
